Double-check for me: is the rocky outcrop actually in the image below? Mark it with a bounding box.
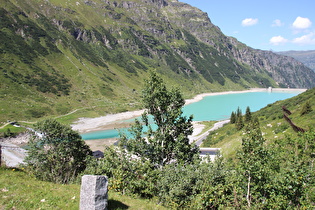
[52,0,315,88]
[277,50,315,72]
[159,1,315,88]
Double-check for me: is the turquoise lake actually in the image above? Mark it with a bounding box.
[81,90,302,140]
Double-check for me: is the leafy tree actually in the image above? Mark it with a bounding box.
[120,71,199,167]
[25,119,92,184]
[236,117,274,208]
[269,131,315,208]
[91,146,157,197]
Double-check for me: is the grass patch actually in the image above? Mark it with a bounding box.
[201,123,242,158]
[0,124,26,138]
[199,121,216,133]
[54,108,102,125]
[0,167,167,210]
[0,167,79,210]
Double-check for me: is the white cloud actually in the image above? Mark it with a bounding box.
[270,36,288,45]
[292,32,315,45]
[241,18,258,27]
[292,17,312,29]
[272,19,283,27]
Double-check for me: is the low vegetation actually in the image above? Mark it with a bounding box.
[0,124,26,138]
[25,119,92,184]
[1,76,315,209]
[203,88,315,158]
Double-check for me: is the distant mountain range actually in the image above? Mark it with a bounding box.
[1,0,315,121]
[276,50,315,72]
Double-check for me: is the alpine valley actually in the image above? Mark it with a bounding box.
[1,0,315,121]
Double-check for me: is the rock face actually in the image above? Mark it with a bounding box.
[135,0,315,88]
[80,175,108,210]
[276,50,315,72]
[95,0,315,88]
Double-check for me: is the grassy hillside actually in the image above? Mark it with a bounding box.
[202,88,315,158]
[0,167,167,210]
[1,0,315,124]
[0,0,238,123]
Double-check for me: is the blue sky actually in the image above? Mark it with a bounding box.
[180,0,315,52]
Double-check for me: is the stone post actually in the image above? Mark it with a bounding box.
[80,175,108,210]
[0,144,2,167]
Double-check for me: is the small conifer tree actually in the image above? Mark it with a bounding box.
[300,101,312,116]
[235,107,244,130]
[230,111,236,124]
[245,106,252,123]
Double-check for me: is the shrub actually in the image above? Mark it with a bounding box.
[94,146,158,198]
[24,119,92,184]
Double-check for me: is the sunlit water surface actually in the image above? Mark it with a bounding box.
[81,91,301,140]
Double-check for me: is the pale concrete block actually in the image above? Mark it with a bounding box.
[80,175,108,210]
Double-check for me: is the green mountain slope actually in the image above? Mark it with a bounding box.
[202,87,315,158]
[1,0,315,122]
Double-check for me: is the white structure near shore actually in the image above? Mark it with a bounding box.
[199,148,221,161]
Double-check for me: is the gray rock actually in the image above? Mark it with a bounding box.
[80,175,108,210]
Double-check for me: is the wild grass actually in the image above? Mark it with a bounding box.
[199,121,216,133]
[0,167,167,210]
[0,124,26,138]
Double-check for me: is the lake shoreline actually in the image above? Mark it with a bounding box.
[71,88,307,134]
[184,88,307,105]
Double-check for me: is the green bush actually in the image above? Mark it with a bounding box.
[24,119,92,184]
[90,146,157,198]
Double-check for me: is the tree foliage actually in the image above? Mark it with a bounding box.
[236,117,275,208]
[233,118,315,208]
[25,119,92,184]
[120,71,199,166]
[82,87,315,209]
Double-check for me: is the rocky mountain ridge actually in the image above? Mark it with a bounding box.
[110,0,315,88]
[0,0,315,121]
[276,50,315,72]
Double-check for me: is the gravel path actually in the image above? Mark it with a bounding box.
[0,133,30,167]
